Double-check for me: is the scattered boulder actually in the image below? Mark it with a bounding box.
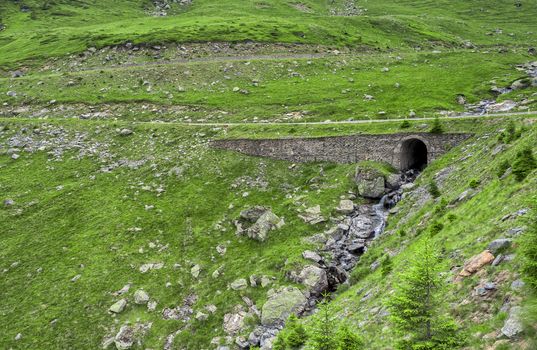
[261,287,307,326]
[487,239,512,255]
[336,199,354,214]
[114,325,134,349]
[119,129,133,136]
[456,94,467,105]
[492,254,504,266]
[511,279,525,291]
[134,289,149,305]
[206,304,218,314]
[491,144,507,156]
[235,206,284,241]
[3,199,14,207]
[230,278,248,291]
[355,166,385,199]
[113,283,131,296]
[302,250,322,263]
[216,244,227,256]
[223,311,247,335]
[139,262,163,273]
[385,173,401,190]
[487,100,517,112]
[511,78,531,90]
[162,294,197,321]
[299,205,325,224]
[501,306,523,338]
[297,265,328,294]
[260,276,272,288]
[458,250,495,278]
[195,311,209,321]
[147,300,157,312]
[191,264,201,278]
[109,299,127,313]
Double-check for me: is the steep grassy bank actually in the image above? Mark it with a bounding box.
[286,119,537,349]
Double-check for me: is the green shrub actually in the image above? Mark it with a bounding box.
[272,335,286,350]
[433,198,448,216]
[428,180,441,198]
[429,221,444,236]
[349,265,370,285]
[335,324,364,350]
[497,160,511,178]
[499,121,524,144]
[309,297,338,350]
[512,146,536,181]
[285,314,308,348]
[468,179,480,189]
[381,255,393,277]
[388,240,462,349]
[521,219,537,293]
[400,120,411,129]
[429,117,444,134]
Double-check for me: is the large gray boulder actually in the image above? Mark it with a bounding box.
[355,167,385,199]
[109,299,127,314]
[298,265,328,295]
[336,199,354,214]
[487,239,512,255]
[223,311,247,335]
[235,206,284,241]
[501,306,523,338]
[114,325,134,349]
[511,78,531,90]
[261,287,307,326]
[134,290,149,305]
[230,278,248,291]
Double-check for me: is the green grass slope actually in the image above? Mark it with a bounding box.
[1,50,536,122]
[0,118,361,349]
[295,118,537,349]
[1,0,536,67]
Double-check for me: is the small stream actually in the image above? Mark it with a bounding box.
[248,170,420,349]
[467,61,537,115]
[322,169,418,291]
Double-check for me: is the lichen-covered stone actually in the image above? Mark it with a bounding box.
[261,287,307,326]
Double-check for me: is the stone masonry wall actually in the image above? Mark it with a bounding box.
[211,133,471,169]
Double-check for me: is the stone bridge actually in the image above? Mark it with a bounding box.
[211,133,472,170]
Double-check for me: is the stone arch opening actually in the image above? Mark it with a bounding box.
[400,138,428,170]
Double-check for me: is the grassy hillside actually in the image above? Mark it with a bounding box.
[284,118,537,349]
[1,50,536,122]
[1,116,536,350]
[1,0,536,67]
[1,1,536,349]
[0,117,362,349]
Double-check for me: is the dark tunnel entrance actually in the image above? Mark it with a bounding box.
[400,139,428,170]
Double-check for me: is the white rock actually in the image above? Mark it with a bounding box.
[109,299,127,313]
[230,278,248,290]
[191,264,201,278]
[147,300,157,312]
[134,289,149,305]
